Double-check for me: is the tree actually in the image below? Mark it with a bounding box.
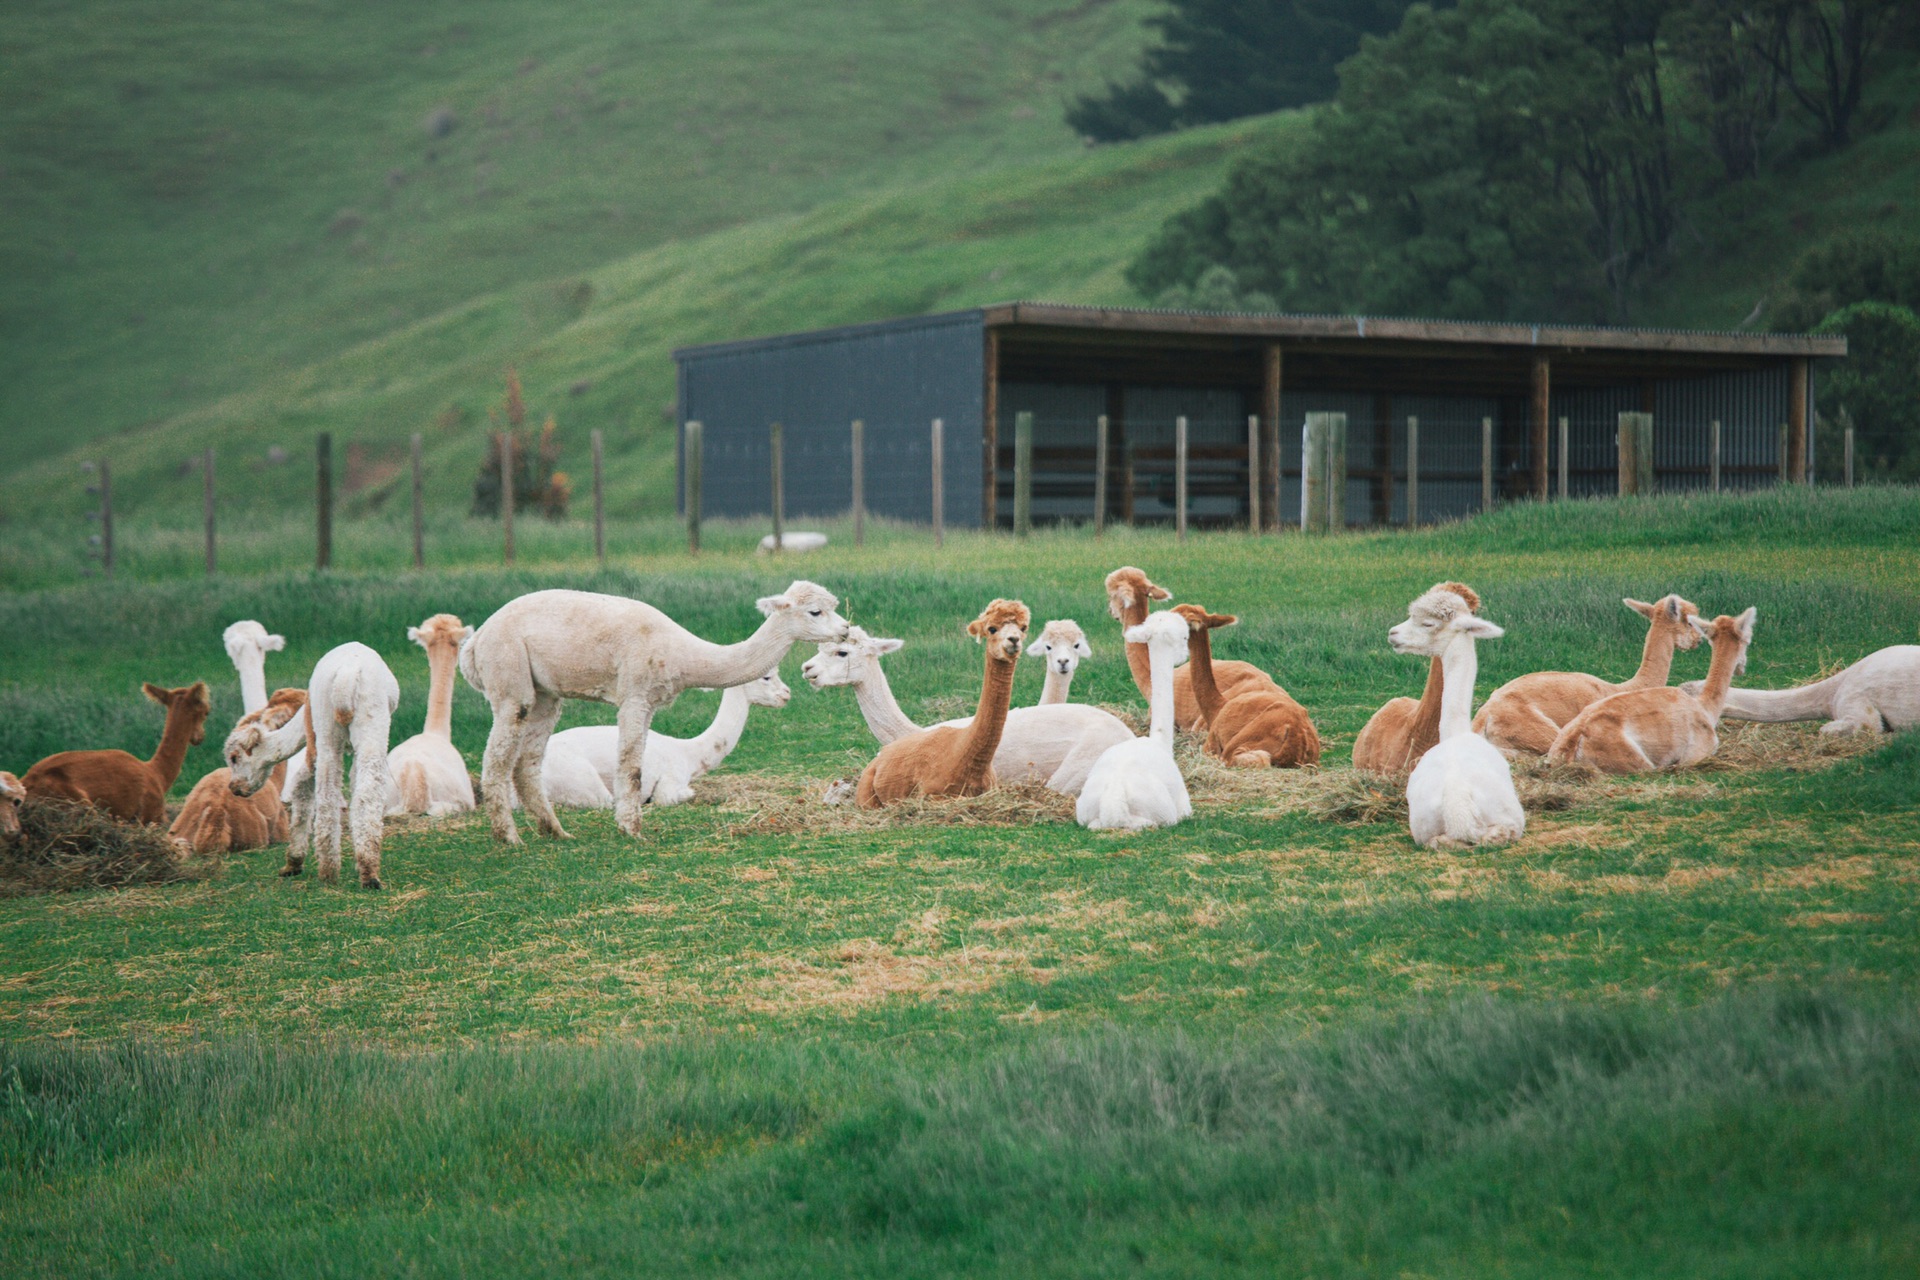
[1813,302,1920,480]
[1759,0,1910,150]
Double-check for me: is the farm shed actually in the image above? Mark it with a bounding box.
[674,304,1846,529]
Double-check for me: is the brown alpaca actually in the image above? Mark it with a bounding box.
[1351,583,1480,775]
[1175,605,1322,768]
[856,600,1030,808]
[0,772,23,841]
[22,682,213,824]
[1105,567,1276,730]
[169,689,309,853]
[1548,609,1756,773]
[1473,595,1702,755]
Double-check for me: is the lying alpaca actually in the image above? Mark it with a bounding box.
[1474,595,1701,754]
[1028,620,1091,705]
[1105,566,1276,730]
[803,627,1131,795]
[1550,609,1757,773]
[1389,584,1524,850]
[1352,583,1480,776]
[23,682,213,824]
[226,642,399,888]
[1176,605,1321,768]
[387,614,477,817]
[170,690,308,853]
[1681,644,1920,735]
[857,601,1029,807]
[0,773,23,841]
[1077,611,1191,831]
[538,669,792,808]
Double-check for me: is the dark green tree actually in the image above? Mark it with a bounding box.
[1771,232,1920,332]
[1812,302,1920,480]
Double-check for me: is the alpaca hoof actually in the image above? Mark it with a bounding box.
[278,863,303,878]
[361,876,383,891]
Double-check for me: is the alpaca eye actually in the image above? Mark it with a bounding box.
[988,626,998,634]
[835,649,848,657]
[809,609,822,617]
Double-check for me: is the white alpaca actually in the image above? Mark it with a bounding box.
[225,641,400,889]
[222,620,285,714]
[460,581,848,842]
[536,669,792,808]
[386,614,477,817]
[1681,644,1920,735]
[1390,584,1525,850]
[1076,612,1191,830]
[1027,620,1092,706]
[801,627,1132,796]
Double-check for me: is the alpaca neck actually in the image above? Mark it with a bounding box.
[233,652,268,715]
[1187,628,1224,723]
[1038,667,1073,706]
[1694,633,1745,719]
[1146,642,1179,749]
[1437,637,1479,741]
[1624,621,1681,689]
[266,758,288,798]
[1407,657,1447,754]
[675,618,795,691]
[853,662,921,745]
[952,653,1018,780]
[423,644,460,738]
[691,686,752,762]
[147,707,202,790]
[1119,598,1154,701]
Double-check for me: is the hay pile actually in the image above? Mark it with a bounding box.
[709,774,1076,836]
[0,797,216,895]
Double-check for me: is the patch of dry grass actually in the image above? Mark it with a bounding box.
[708,773,1077,836]
[0,798,217,895]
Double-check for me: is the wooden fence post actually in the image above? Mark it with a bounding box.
[1303,412,1346,533]
[1777,423,1788,483]
[1174,414,1189,542]
[1094,414,1109,537]
[499,431,515,566]
[1617,412,1653,496]
[851,418,865,547]
[203,447,216,577]
[930,418,943,549]
[1710,420,1721,493]
[98,459,115,579]
[591,429,605,566]
[1845,425,1855,488]
[769,421,784,553]
[410,432,425,570]
[1246,414,1260,533]
[1557,416,1569,500]
[316,433,333,571]
[1013,410,1033,537]
[1481,416,1495,512]
[685,420,703,555]
[1406,416,1419,527]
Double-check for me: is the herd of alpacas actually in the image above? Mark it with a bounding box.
[2,568,1915,887]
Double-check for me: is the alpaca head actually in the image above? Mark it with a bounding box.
[1687,607,1757,676]
[0,771,23,841]
[224,689,309,796]
[802,626,903,690]
[1170,604,1237,634]
[1625,594,1703,650]
[223,620,286,665]
[745,668,792,709]
[144,681,213,746]
[968,599,1031,663]
[1026,620,1092,680]
[1104,567,1171,621]
[1122,609,1193,659]
[408,613,473,654]
[1388,582,1500,657]
[757,580,850,643]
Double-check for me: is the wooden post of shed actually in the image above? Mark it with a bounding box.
[1261,345,1282,532]
[1777,423,1789,483]
[850,418,865,548]
[410,432,425,569]
[316,433,333,571]
[1557,416,1569,500]
[1788,357,1809,483]
[1093,414,1109,537]
[202,447,216,577]
[930,417,944,549]
[1617,412,1653,496]
[1709,420,1721,493]
[1174,414,1189,542]
[1406,416,1419,527]
[591,429,605,566]
[769,421,784,553]
[685,420,703,555]
[982,330,1000,528]
[1245,414,1259,533]
[1530,355,1550,500]
[1013,410,1033,538]
[499,431,515,566]
[1481,416,1495,512]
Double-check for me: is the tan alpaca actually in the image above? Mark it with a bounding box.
[1548,608,1756,774]
[1174,605,1322,768]
[0,772,24,841]
[1352,583,1480,775]
[170,689,309,852]
[856,600,1030,808]
[23,682,213,824]
[1105,567,1276,730]
[388,613,477,816]
[1474,595,1701,754]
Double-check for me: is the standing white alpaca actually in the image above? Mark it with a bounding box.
[1076,611,1190,831]
[538,669,792,808]
[1390,583,1525,850]
[1028,620,1092,705]
[225,641,400,889]
[386,614,477,817]
[460,582,848,842]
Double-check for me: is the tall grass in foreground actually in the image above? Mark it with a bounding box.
[3,987,1915,1277]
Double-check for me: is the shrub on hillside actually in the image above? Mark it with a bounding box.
[470,370,571,519]
[1812,301,1920,480]
[1771,231,1920,332]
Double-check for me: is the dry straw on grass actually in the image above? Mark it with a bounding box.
[0,798,216,895]
[710,773,1076,836]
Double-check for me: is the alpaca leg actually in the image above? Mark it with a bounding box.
[348,728,390,889]
[511,692,569,839]
[281,768,314,877]
[1822,695,1885,735]
[480,699,527,845]
[613,699,656,838]
[313,737,346,884]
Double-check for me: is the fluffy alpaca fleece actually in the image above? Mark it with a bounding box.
[170,689,308,853]
[1474,595,1701,754]
[857,600,1030,808]
[1028,620,1092,705]
[1175,605,1321,768]
[0,773,23,841]
[1352,582,1480,776]
[387,614,477,817]
[1683,643,1920,736]
[462,581,849,842]
[1077,611,1190,831]
[23,682,213,825]
[1550,609,1757,773]
[1105,566,1276,731]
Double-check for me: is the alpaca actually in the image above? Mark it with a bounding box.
[222,620,286,714]
[1028,620,1091,705]
[1550,609,1757,773]
[0,772,23,841]
[1176,605,1322,768]
[22,682,213,824]
[461,581,848,842]
[537,668,792,808]
[803,627,1132,795]
[1388,584,1525,850]
[1680,644,1920,735]
[1473,595,1701,754]
[857,601,1029,807]
[1352,582,1481,776]
[1076,611,1192,831]
[1105,566,1277,730]
[226,642,399,888]
[170,689,308,853]
[387,614,477,817]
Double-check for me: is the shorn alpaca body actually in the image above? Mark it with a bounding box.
[226,642,399,888]
[461,582,847,842]
[1176,605,1321,768]
[803,627,1132,796]
[0,773,24,841]
[1681,644,1920,736]
[23,682,213,824]
[857,601,1030,807]
[1388,583,1525,850]
[1077,611,1192,831]
[387,613,477,817]
[1105,567,1278,731]
[170,690,308,853]
[537,669,791,808]
[1550,609,1757,774]
[1028,620,1091,705]
[1352,582,1481,775]
[1474,595,1701,754]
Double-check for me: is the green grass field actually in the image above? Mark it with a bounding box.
[1,487,1917,1274]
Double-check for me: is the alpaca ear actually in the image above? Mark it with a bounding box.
[757,593,791,617]
[1026,637,1048,657]
[966,616,988,642]
[1735,606,1757,640]
[1074,638,1093,658]
[1457,616,1505,640]
[1123,622,1150,645]
[407,626,425,647]
[143,682,169,705]
[1624,597,1655,619]
[265,633,286,651]
[1687,615,1713,640]
[1148,583,1172,601]
[873,637,904,655]
[458,625,475,644]
[1209,612,1238,629]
